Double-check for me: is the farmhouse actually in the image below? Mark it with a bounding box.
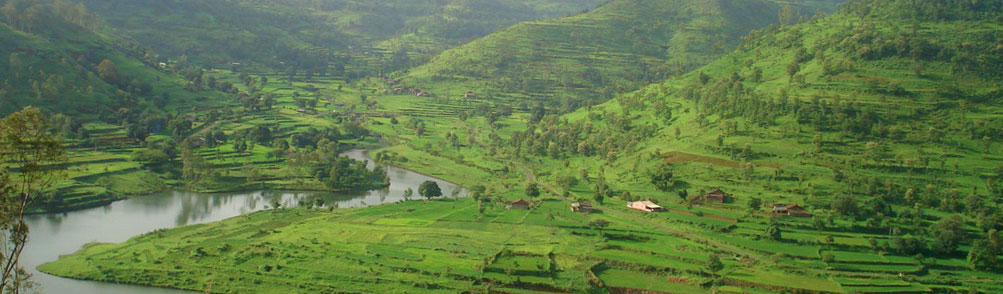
[628,200,664,212]
[296,108,307,114]
[507,199,530,210]
[464,91,477,98]
[571,202,593,213]
[705,188,730,203]
[772,204,811,217]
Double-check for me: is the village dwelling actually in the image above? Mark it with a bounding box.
[571,202,593,213]
[464,91,477,98]
[705,188,730,203]
[628,200,664,212]
[507,199,530,210]
[772,204,811,217]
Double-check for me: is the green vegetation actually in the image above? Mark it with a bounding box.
[0,0,211,116]
[14,0,1003,293]
[403,0,830,107]
[75,0,602,69]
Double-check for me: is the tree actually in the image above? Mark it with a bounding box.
[181,147,207,188]
[968,230,999,270]
[418,181,442,199]
[778,4,795,26]
[470,185,487,201]
[930,215,966,255]
[822,253,835,263]
[0,107,66,292]
[786,60,800,78]
[765,218,782,241]
[96,59,119,84]
[705,254,724,278]
[524,183,540,198]
[748,197,762,210]
[677,190,689,202]
[832,194,858,216]
[650,164,675,191]
[589,219,610,235]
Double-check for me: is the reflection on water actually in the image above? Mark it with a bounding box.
[23,150,465,294]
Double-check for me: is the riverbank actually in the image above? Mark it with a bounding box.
[24,147,468,294]
[29,143,393,214]
[39,197,600,294]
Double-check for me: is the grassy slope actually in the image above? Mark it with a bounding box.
[77,0,602,67]
[402,0,837,105]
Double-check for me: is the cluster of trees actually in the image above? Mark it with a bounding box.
[508,110,652,162]
[842,0,1003,22]
[311,155,388,190]
[1,0,99,33]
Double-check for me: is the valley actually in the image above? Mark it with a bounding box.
[1,0,1002,293]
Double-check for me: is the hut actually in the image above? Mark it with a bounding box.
[571,202,593,213]
[628,201,664,212]
[772,204,811,217]
[507,199,530,210]
[705,189,730,203]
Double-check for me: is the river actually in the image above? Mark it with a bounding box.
[22,149,465,294]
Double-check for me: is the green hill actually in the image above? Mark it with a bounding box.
[486,0,1003,290]
[401,0,838,107]
[0,0,213,116]
[75,0,602,70]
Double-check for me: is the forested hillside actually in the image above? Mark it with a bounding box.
[0,0,209,116]
[476,0,1003,290]
[74,0,602,72]
[401,0,839,108]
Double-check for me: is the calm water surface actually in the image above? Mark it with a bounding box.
[23,149,465,294]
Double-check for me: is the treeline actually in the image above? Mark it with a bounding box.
[1,0,100,33]
[508,109,652,162]
[842,0,1003,22]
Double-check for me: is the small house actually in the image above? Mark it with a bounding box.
[507,199,530,210]
[705,189,730,203]
[628,200,664,212]
[772,204,811,217]
[464,91,477,98]
[571,202,593,213]
[296,108,307,114]
[184,115,201,122]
